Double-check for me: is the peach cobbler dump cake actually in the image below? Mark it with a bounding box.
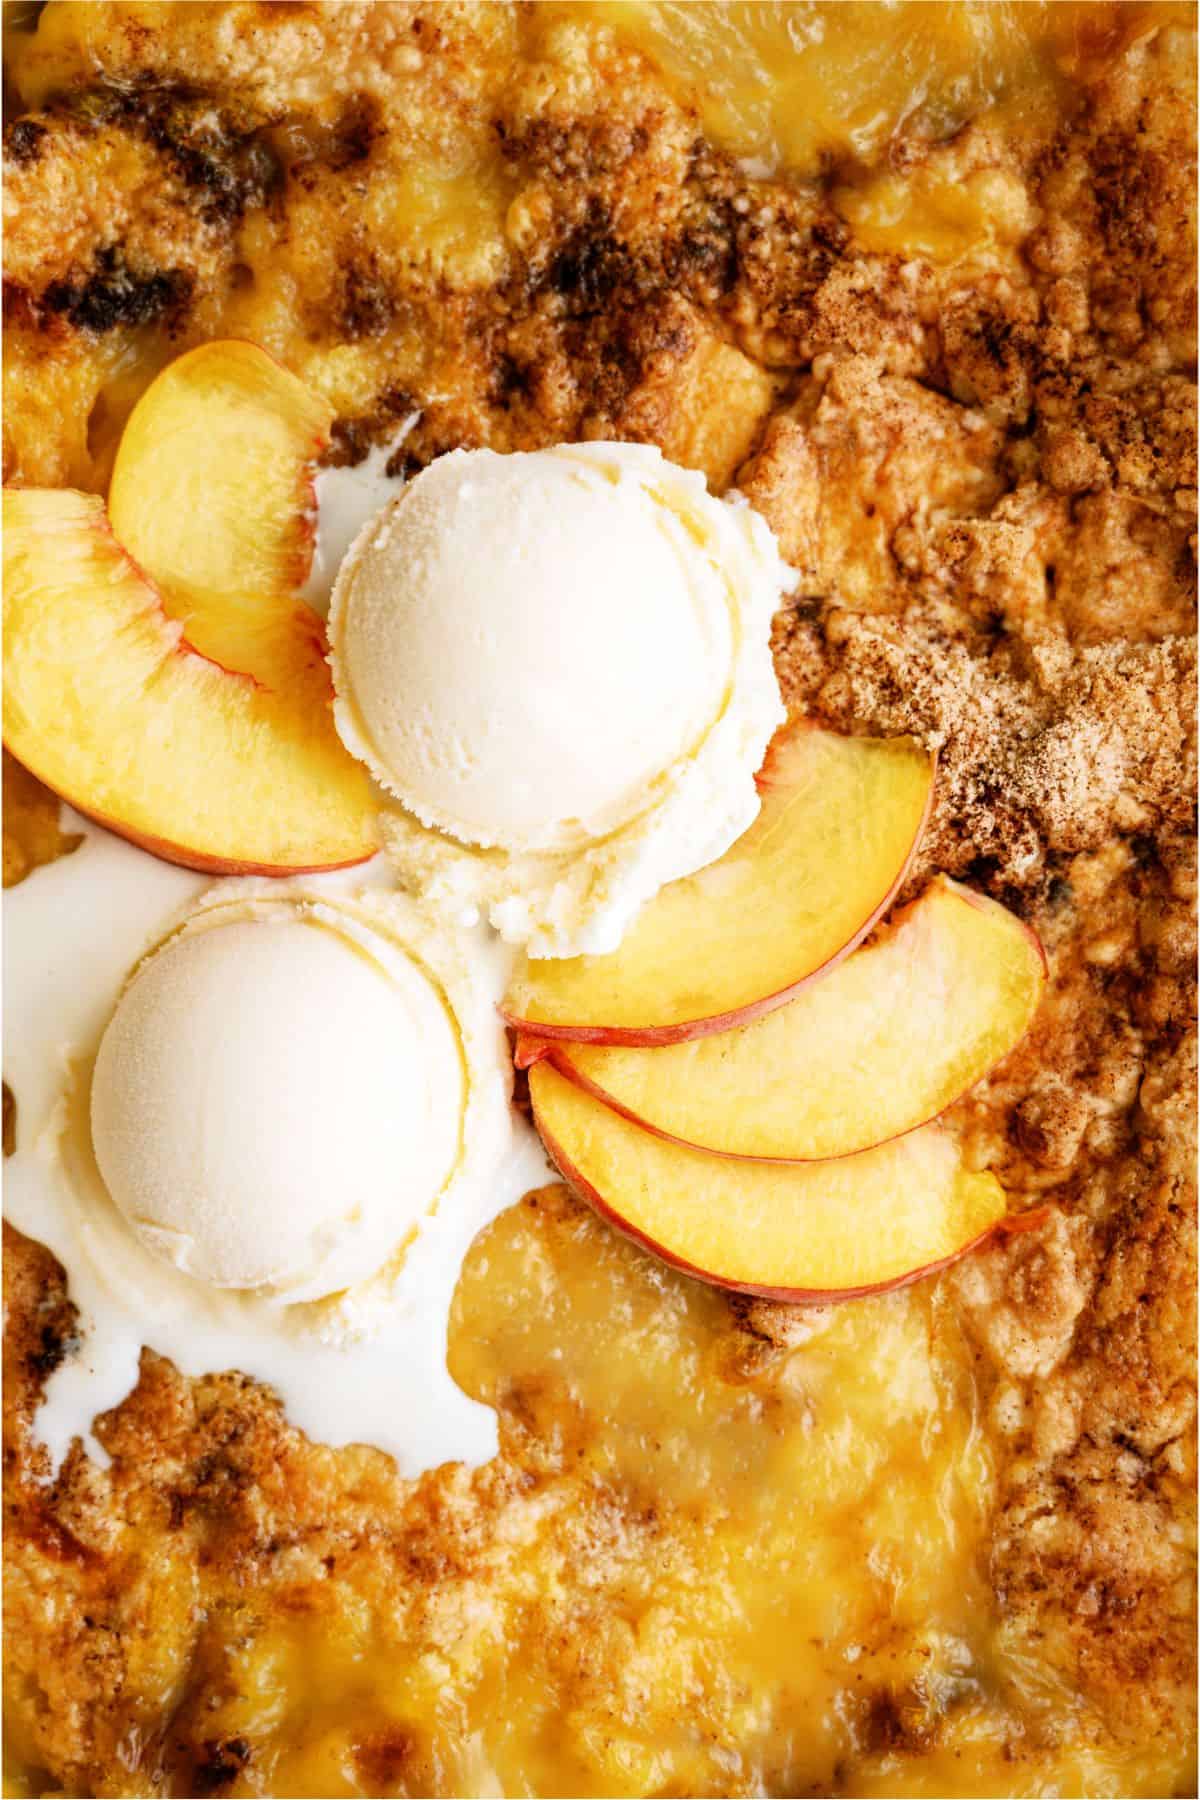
[2,3,1197,1797]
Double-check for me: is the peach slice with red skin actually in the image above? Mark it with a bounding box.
[4,340,378,872]
[530,1061,1046,1302]
[518,876,1047,1161]
[2,487,377,873]
[503,727,935,1045]
[108,339,332,681]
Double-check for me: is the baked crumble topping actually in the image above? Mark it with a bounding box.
[3,4,1195,1794]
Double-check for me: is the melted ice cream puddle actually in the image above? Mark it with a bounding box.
[301,419,417,616]
[4,816,550,1476]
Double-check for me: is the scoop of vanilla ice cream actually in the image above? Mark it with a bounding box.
[90,905,464,1301]
[329,443,790,956]
[331,444,737,851]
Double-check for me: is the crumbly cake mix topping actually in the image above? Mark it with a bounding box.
[3,4,1195,1795]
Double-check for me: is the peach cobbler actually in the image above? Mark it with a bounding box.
[2,4,1196,1797]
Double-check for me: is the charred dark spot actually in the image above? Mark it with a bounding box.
[550,233,633,309]
[52,82,132,131]
[3,1082,15,1157]
[960,852,1002,893]
[328,92,381,169]
[982,312,1021,363]
[4,118,48,165]
[668,222,738,295]
[491,352,536,408]
[374,383,417,423]
[385,446,425,480]
[143,98,283,219]
[1128,833,1163,870]
[547,203,638,312]
[49,80,282,220]
[327,386,418,468]
[43,246,194,337]
[1046,872,1075,912]
[327,417,375,468]
[336,260,395,341]
[787,595,826,625]
[28,1319,80,1384]
[192,1737,251,1796]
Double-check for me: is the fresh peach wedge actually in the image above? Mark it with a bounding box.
[108,339,333,682]
[519,877,1047,1160]
[529,1061,1039,1301]
[3,488,376,872]
[504,727,934,1044]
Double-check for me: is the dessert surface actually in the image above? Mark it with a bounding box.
[3,3,1197,1797]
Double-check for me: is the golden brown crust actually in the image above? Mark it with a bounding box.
[744,29,1198,1748]
[3,4,1196,1794]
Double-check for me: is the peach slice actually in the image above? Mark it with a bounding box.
[504,727,935,1044]
[3,488,377,873]
[529,1061,1029,1301]
[107,340,334,683]
[520,877,1047,1160]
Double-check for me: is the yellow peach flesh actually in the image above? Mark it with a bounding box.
[523,877,1047,1160]
[108,340,334,682]
[504,727,935,1043]
[530,1061,1012,1300]
[2,488,376,873]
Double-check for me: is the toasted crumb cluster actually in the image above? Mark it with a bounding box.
[3,3,1195,1794]
[756,644,1197,1744]
[742,22,1198,1753]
